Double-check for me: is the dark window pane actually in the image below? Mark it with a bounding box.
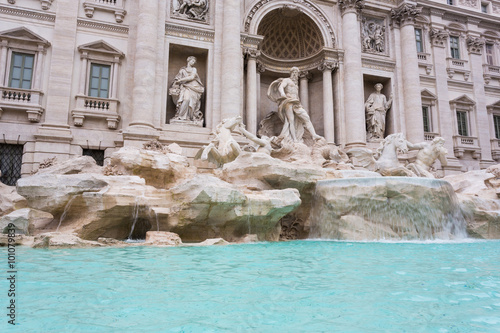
[0,144,24,186]
[82,149,105,166]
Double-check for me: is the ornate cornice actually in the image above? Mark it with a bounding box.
[77,19,129,34]
[466,35,485,55]
[165,23,214,42]
[361,56,396,71]
[338,0,365,15]
[244,0,336,47]
[0,4,55,22]
[391,3,421,28]
[429,28,449,48]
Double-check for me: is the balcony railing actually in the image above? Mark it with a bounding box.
[453,135,481,159]
[491,139,500,160]
[417,53,430,62]
[72,95,120,129]
[0,87,44,122]
[483,64,500,75]
[424,132,439,141]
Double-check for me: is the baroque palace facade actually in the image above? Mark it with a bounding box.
[0,0,499,184]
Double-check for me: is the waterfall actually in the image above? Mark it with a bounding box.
[56,196,77,232]
[309,177,467,241]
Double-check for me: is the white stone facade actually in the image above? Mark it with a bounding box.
[0,0,499,180]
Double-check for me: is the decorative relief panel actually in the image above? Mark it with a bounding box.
[361,17,386,55]
[459,0,477,7]
[171,0,209,23]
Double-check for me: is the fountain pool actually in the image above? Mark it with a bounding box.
[4,240,500,332]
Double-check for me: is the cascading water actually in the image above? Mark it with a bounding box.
[56,196,77,232]
[308,177,467,241]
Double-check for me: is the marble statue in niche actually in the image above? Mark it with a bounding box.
[267,67,322,144]
[169,56,205,126]
[172,0,209,22]
[362,18,386,54]
[365,83,393,141]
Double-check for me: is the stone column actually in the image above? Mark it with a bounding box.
[339,0,366,147]
[319,61,337,143]
[220,0,242,119]
[0,40,8,86]
[391,3,424,143]
[245,48,259,134]
[111,61,119,99]
[78,52,88,95]
[128,0,159,129]
[32,45,45,90]
[299,71,311,112]
[467,35,493,163]
[36,0,79,134]
[429,27,461,171]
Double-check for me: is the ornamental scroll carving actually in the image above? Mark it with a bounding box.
[429,28,449,48]
[171,0,209,22]
[338,0,365,13]
[466,36,485,55]
[361,17,386,54]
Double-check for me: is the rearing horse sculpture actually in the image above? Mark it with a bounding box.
[347,133,416,177]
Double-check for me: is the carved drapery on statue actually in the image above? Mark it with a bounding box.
[171,0,209,22]
[365,83,392,142]
[169,56,204,126]
[361,17,386,54]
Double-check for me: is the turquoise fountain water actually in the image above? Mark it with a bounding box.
[3,240,500,332]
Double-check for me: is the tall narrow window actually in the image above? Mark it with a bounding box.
[494,115,500,139]
[447,0,454,5]
[450,36,460,59]
[457,111,468,136]
[486,43,494,65]
[481,3,488,13]
[415,28,423,53]
[9,52,34,89]
[422,106,431,133]
[88,63,111,98]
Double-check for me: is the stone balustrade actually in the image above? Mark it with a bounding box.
[83,0,126,23]
[490,139,500,160]
[71,95,120,129]
[424,132,439,141]
[0,87,44,122]
[453,135,481,159]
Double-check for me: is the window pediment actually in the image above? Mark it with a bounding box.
[0,27,50,48]
[450,94,475,107]
[78,40,124,62]
[487,100,500,113]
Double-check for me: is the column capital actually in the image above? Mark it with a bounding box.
[318,60,338,72]
[244,47,261,59]
[391,3,421,28]
[429,28,449,48]
[299,71,312,81]
[256,61,266,73]
[338,0,364,16]
[466,35,485,55]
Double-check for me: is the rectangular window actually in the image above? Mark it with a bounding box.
[486,43,494,65]
[415,28,423,53]
[450,36,460,59]
[481,3,488,13]
[82,149,105,166]
[457,111,468,136]
[422,106,431,133]
[8,52,34,89]
[88,63,111,98]
[0,144,23,186]
[494,116,500,139]
[447,0,454,5]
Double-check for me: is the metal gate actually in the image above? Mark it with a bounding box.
[0,144,24,186]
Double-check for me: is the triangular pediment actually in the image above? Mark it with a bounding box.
[78,40,124,57]
[487,100,500,112]
[450,94,475,106]
[421,89,437,100]
[0,27,50,45]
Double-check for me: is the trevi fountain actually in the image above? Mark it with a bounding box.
[1,67,499,332]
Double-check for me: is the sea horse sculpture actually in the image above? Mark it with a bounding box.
[195,116,243,168]
[348,133,415,177]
